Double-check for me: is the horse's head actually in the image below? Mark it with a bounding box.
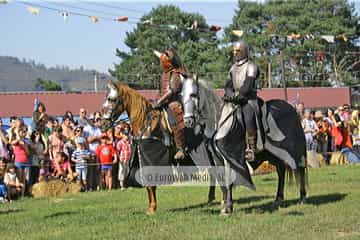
[102,80,125,123]
[181,75,200,128]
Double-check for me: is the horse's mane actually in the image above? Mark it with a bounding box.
[197,79,222,137]
[116,83,152,136]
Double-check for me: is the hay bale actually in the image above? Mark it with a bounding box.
[330,152,348,165]
[253,161,276,175]
[307,151,321,168]
[31,180,81,198]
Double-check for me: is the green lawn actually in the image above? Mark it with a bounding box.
[0,165,359,240]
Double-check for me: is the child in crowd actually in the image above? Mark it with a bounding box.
[4,164,23,200]
[71,137,92,191]
[11,125,31,193]
[302,109,319,151]
[30,129,46,185]
[38,160,50,182]
[116,129,132,190]
[53,152,76,181]
[0,158,8,202]
[95,133,117,190]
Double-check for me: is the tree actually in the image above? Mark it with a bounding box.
[226,0,360,87]
[111,5,228,89]
[35,78,62,91]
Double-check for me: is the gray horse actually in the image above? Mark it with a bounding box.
[181,75,307,215]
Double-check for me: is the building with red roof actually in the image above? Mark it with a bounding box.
[0,87,350,118]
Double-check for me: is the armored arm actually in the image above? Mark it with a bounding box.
[237,63,258,99]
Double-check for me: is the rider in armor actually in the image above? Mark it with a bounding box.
[223,40,259,161]
[154,48,187,160]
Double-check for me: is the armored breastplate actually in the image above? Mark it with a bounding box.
[231,61,249,93]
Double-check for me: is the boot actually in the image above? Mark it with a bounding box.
[245,132,257,162]
[172,126,185,160]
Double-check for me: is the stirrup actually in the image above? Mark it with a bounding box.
[174,148,185,160]
[245,148,255,162]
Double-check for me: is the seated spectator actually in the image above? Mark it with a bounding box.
[38,160,50,182]
[116,129,132,190]
[96,133,117,190]
[0,158,8,202]
[4,164,24,200]
[352,127,360,158]
[48,126,66,167]
[53,152,76,181]
[352,108,359,131]
[71,137,92,191]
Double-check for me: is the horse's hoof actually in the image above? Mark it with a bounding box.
[299,197,307,205]
[207,198,216,206]
[219,207,233,216]
[146,208,156,216]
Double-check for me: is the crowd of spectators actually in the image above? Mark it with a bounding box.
[0,99,359,203]
[0,101,132,202]
[297,103,360,163]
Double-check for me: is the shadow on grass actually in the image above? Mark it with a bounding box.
[45,211,79,218]
[168,195,271,213]
[233,195,272,204]
[168,202,212,213]
[242,193,347,214]
[0,208,24,215]
[284,211,305,216]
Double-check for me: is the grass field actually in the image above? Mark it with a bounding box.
[0,165,359,240]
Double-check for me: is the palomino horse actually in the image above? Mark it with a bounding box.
[102,81,221,215]
[181,75,307,215]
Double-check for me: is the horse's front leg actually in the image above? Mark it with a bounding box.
[275,162,285,205]
[220,184,233,216]
[146,186,157,215]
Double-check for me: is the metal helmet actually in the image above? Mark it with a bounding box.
[233,40,249,62]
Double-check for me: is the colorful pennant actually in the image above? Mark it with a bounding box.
[90,16,99,23]
[27,6,40,15]
[115,16,128,22]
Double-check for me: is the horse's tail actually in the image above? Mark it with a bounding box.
[286,164,308,188]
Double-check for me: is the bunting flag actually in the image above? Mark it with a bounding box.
[287,33,301,40]
[209,25,221,32]
[27,6,40,15]
[321,35,335,43]
[167,24,177,30]
[336,34,348,42]
[90,16,99,23]
[232,30,244,38]
[115,16,128,22]
[61,11,69,21]
[142,18,153,25]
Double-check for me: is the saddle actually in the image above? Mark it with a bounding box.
[216,97,286,152]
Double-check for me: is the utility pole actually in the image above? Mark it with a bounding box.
[280,50,288,101]
[268,61,272,88]
[93,71,98,92]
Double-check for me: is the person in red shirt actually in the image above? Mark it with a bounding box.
[95,133,117,190]
[116,129,132,190]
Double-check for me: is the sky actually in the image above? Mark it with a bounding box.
[1,1,359,74]
[0,0,238,73]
